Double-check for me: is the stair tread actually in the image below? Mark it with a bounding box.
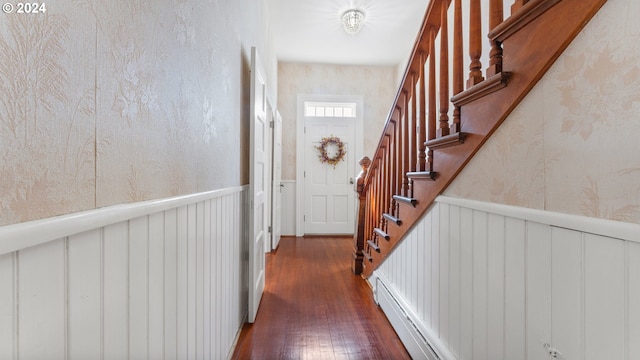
[363,251,373,262]
[425,132,465,150]
[392,195,417,207]
[367,240,381,253]
[373,228,390,240]
[383,213,402,226]
[407,171,437,180]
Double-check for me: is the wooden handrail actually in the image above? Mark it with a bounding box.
[353,0,608,276]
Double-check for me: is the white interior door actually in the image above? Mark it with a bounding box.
[271,110,283,250]
[304,117,355,234]
[249,47,267,323]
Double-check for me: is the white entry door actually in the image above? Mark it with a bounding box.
[249,47,267,323]
[304,117,356,234]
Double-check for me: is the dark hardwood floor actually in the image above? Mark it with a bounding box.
[231,236,410,360]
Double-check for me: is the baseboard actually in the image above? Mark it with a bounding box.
[376,274,456,360]
[227,312,248,360]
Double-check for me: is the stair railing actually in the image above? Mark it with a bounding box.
[351,0,599,276]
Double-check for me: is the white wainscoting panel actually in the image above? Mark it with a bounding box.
[0,187,249,360]
[68,229,102,359]
[19,239,66,359]
[375,196,640,360]
[0,252,16,357]
[281,180,297,236]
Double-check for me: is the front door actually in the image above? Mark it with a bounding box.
[304,117,355,234]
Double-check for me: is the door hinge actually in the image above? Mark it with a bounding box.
[270,120,274,128]
[268,225,272,233]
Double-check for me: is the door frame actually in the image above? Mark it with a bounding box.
[264,97,274,253]
[295,94,364,237]
[269,109,283,251]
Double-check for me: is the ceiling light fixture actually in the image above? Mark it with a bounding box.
[341,9,365,35]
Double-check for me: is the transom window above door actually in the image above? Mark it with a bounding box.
[304,102,357,118]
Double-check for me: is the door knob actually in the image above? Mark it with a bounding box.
[349,177,354,184]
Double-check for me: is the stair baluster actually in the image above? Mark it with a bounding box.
[452,0,464,133]
[418,51,427,172]
[437,1,451,138]
[467,0,485,87]
[487,0,505,77]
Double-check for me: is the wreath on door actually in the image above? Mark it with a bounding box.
[316,135,347,168]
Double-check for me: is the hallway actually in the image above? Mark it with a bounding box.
[232,236,410,359]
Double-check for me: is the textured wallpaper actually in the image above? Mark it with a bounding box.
[277,63,398,180]
[445,0,640,223]
[0,0,275,226]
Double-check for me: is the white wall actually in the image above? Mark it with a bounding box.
[277,62,397,181]
[375,196,640,360]
[0,187,248,359]
[445,0,640,224]
[0,0,277,227]
[280,180,297,236]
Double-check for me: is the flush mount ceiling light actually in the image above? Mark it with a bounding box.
[341,9,365,35]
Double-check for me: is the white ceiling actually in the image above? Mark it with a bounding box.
[266,0,431,66]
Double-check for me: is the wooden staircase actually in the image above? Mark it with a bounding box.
[352,0,608,278]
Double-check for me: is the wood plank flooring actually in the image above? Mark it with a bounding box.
[231,236,410,360]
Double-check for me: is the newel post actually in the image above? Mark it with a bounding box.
[352,156,371,275]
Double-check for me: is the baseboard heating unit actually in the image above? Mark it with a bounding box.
[376,277,453,360]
